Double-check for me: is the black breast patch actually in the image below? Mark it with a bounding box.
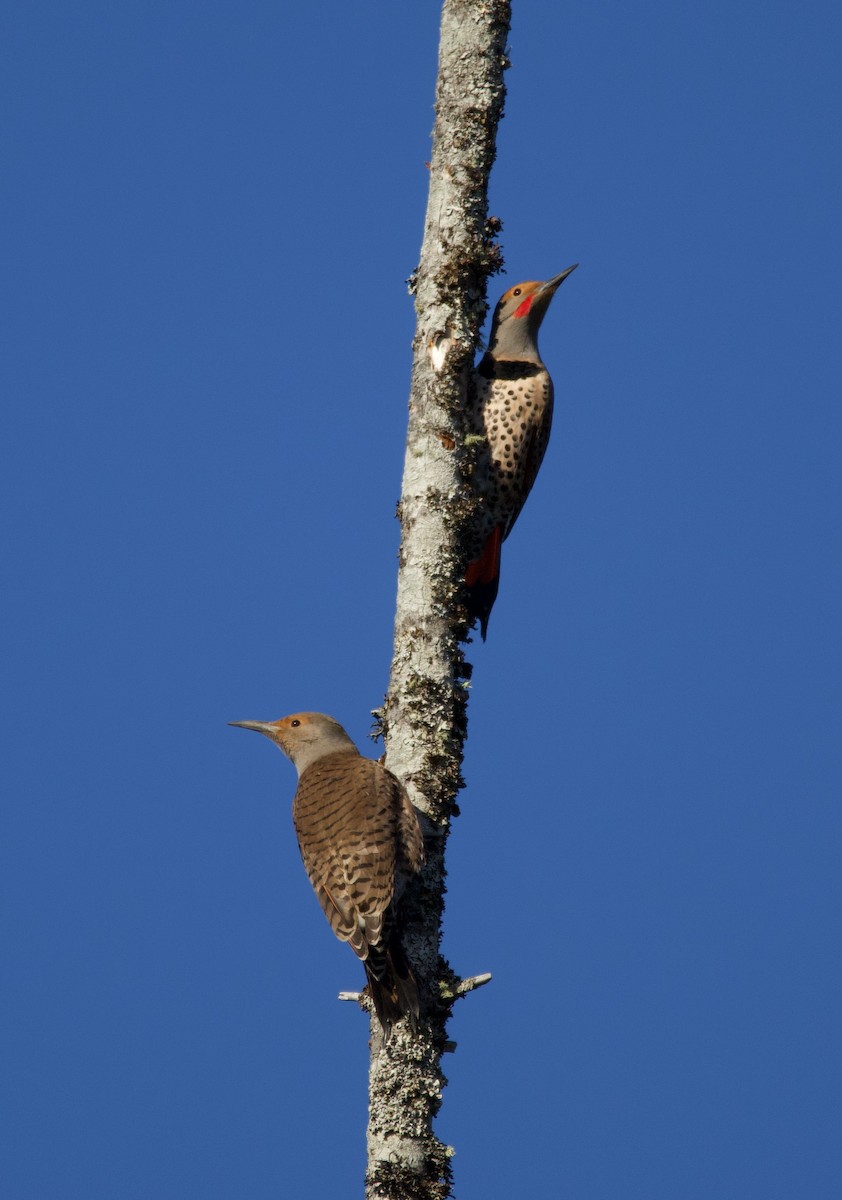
[477,357,543,381]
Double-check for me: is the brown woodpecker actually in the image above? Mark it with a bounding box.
[230,711,424,1037]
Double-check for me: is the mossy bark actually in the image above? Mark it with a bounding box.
[365,3,511,1197]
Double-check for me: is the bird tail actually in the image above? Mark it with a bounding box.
[465,525,503,640]
[364,934,420,1040]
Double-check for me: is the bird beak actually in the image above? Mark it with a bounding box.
[541,263,579,294]
[229,720,276,736]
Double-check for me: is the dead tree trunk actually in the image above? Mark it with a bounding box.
[364,3,512,1197]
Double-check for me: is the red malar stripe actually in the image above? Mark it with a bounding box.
[513,294,534,319]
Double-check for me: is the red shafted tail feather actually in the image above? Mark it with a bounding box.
[465,525,503,640]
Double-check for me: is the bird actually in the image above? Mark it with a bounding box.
[229,711,425,1038]
[465,263,578,638]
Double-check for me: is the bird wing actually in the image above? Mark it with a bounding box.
[293,753,404,961]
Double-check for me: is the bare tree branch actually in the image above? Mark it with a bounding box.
[365,3,512,1197]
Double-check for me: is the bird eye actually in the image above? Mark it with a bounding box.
[513,288,522,296]
[291,719,301,727]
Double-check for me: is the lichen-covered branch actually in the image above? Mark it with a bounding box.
[366,3,511,1198]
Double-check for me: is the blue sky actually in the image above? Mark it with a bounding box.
[2,2,840,1196]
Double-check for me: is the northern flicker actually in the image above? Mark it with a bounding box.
[465,264,578,638]
[229,711,425,1037]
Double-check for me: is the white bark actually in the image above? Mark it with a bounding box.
[365,3,511,1198]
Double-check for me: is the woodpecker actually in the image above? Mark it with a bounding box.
[465,264,578,637]
[230,711,424,1037]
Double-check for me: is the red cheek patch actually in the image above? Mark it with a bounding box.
[513,294,534,319]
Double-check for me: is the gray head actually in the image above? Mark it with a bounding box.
[229,711,358,776]
[486,264,578,361]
